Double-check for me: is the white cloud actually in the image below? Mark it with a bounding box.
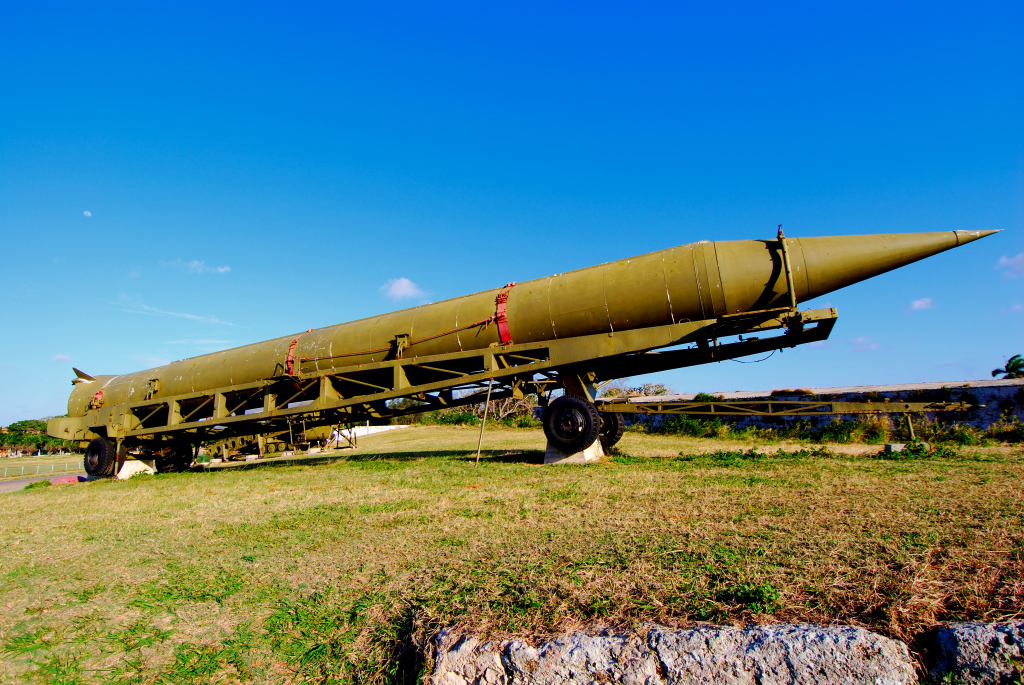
[851,336,880,351]
[83,211,91,217]
[996,253,1024,278]
[53,354,71,363]
[122,302,234,326]
[908,297,933,310]
[381,277,426,301]
[164,259,231,274]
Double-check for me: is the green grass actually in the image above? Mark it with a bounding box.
[0,426,1022,684]
[0,453,83,481]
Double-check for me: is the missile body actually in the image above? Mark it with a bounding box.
[59,230,995,424]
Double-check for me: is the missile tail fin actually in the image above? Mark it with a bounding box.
[72,368,96,381]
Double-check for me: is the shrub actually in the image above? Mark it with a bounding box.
[937,423,983,445]
[500,415,539,428]
[874,441,959,460]
[436,411,479,426]
[810,420,860,444]
[659,415,729,438]
[986,417,1024,443]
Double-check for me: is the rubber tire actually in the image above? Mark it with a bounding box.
[599,412,625,449]
[543,395,601,454]
[83,438,116,477]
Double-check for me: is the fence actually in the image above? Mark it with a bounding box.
[2,462,84,478]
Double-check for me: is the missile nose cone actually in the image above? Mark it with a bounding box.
[954,229,1001,246]
[791,229,1002,304]
[717,229,1002,313]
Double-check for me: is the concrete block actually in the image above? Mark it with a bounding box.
[544,440,604,465]
[117,459,156,479]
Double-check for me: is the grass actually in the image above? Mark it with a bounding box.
[0,454,83,481]
[0,425,1021,684]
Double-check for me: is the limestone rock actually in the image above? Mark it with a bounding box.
[432,624,917,685]
[649,624,915,685]
[504,633,661,685]
[931,622,1024,685]
[434,634,508,685]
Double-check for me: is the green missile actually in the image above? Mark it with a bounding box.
[55,229,997,428]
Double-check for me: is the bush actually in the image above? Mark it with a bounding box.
[937,423,983,445]
[874,441,960,460]
[436,411,479,426]
[986,417,1024,443]
[808,420,860,443]
[500,415,538,428]
[692,392,720,402]
[658,415,729,438]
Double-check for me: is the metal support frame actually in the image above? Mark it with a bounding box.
[596,398,976,417]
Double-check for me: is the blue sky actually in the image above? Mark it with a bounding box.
[1,1,1022,424]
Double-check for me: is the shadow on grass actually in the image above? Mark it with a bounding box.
[461,450,546,465]
[191,448,545,476]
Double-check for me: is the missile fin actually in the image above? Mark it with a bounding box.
[73,367,96,381]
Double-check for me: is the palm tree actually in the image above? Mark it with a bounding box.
[992,354,1024,379]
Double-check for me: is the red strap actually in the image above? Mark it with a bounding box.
[286,329,314,375]
[495,283,516,345]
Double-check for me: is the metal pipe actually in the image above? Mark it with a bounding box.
[778,225,798,310]
[475,379,495,466]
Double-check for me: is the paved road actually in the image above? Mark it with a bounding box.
[0,474,87,493]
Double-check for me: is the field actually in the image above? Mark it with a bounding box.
[0,453,83,482]
[1,426,1022,684]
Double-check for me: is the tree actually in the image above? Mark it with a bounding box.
[992,354,1024,379]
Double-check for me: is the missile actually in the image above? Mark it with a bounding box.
[50,229,997,472]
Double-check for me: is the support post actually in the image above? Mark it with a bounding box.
[475,378,494,466]
[778,225,798,311]
[168,400,181,426]
[213,393,228,419]
[561,374,599,403]
[115,439,127,476]
[394,364,410,391]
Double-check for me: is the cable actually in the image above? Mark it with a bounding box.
[730,350,777,364]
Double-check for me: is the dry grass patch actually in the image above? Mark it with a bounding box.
[1,426,1021,684]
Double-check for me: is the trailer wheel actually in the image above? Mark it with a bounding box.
[543,395,601,454]
[83,438,116,477]
[599,412,625,449]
